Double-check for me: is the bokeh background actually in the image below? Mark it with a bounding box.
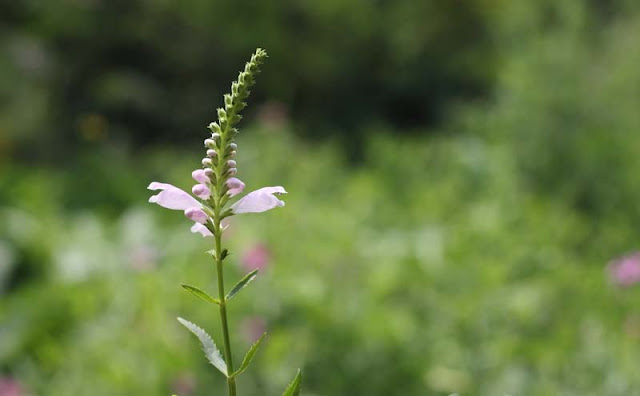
[2,1,640,395]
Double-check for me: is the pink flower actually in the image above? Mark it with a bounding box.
[241,244,270,271]
[191,169,210,184]
[226,177,245,197]
[148,172,285,237]
[0,377,23,396]
[231,186,287,214]
[192,184,211,200]
[148,180,212,237]
[184,207,208,224]
[608,252,640,287]
[148,182,200,210]
[190,223,213,237]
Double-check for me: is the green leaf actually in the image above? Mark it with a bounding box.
[231,333,266,378]
[181,284,220,304]
[177,317,227,377]
[281,369,302,396]
[226,269,258,301]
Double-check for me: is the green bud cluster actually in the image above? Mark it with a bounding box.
[203,48,268,205]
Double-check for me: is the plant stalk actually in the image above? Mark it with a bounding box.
[215,217,236,395]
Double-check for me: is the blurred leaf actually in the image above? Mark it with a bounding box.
[226,269,258,301]
[177,317,227,377]
[181,284,220,305]
[231,332,266,378]
[281,369,302,396]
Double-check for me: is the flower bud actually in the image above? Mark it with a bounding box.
[226,177,245,197]
[229,150,236,158]
[228,168,237,176]
[227,160,237,168]
[202,158,213,167]
[203,168,214,177]
[207,149,217,158]
[192,169,209,184]
[184,207,209,224]
[192,184,211,200]
[229,143,237,150]
[204,138,215,148]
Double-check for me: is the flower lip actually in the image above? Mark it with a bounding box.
[231,186,287,214]
[148,182,201,210]
[191,222,213,237]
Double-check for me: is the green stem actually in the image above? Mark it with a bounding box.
[215,221,236,395]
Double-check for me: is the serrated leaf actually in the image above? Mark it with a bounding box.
[231,333,266,378]
[181,284,220,304]
[177,317,227,376]
[226,269,258,301]
[281,369,302,396]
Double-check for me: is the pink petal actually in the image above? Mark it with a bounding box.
[231,186,287,214]
[226,177,246,197]
[192,169,210,184]
[148,182,201,210]
[190,223,213,237]
[184,207,209,224]
[192,184,211,200]
[608,252,640,287]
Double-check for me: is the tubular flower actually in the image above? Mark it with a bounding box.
[231,186,287,214]
[148,175,286,237]
[148,178,213,237]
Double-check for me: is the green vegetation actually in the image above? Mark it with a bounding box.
[2,1,640,395]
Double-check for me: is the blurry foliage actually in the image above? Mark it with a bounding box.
[3,0,640,395]
[2,127,640,395]
[1,0,499,159]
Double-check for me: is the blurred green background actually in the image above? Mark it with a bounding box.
[2,1,640,395]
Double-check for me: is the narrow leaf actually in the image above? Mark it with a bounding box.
[177,317,227,376]
[181,284,220,304]
[231,333,267,378]
[226,269,258,301]
[281,369,302,396]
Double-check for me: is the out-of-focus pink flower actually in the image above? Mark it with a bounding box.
[241,316,267,343]
[231,187,286,214]
[226,177,245,197]
[129,245,159,272]
[0,377,23,396]
[241,244,270,272]
[608,252,640,287]
[171,372,196,396]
